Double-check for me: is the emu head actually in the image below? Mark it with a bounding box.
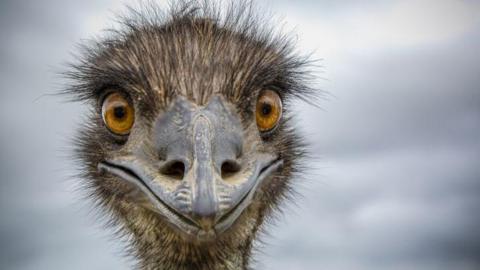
[67,2,313,266]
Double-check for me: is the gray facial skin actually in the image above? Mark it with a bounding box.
[98,95,282,241]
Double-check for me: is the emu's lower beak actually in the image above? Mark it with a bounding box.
[98,96,283,240]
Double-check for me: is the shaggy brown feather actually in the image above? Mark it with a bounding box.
[65,1,316,269]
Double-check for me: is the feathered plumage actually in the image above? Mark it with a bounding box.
[65,1,316,269]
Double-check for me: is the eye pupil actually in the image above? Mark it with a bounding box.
[262,104,272,116]
[113,106,126,119]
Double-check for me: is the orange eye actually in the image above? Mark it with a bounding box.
[256,90,282,132]
[101,92,134,135]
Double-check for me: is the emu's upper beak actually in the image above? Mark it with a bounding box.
[98,96,282,241]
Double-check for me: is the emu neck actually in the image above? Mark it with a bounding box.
[146,251,246,270]
[136,232,253,270]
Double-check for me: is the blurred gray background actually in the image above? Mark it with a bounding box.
[1,0,479,269]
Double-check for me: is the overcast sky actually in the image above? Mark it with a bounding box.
[1,1,479,270]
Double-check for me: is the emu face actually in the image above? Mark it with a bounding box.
[70,6,310,248]
[99,92,283,241]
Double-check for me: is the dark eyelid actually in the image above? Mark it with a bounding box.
[97,86,132,111]
[260,84,284,100]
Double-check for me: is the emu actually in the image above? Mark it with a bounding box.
[66,1,316,269]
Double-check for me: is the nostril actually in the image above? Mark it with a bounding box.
[160,160,185,180]
[221,160,241,179]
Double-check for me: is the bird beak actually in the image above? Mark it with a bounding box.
[98,96,283,240]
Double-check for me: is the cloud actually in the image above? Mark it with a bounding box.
[279,0,480,57]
